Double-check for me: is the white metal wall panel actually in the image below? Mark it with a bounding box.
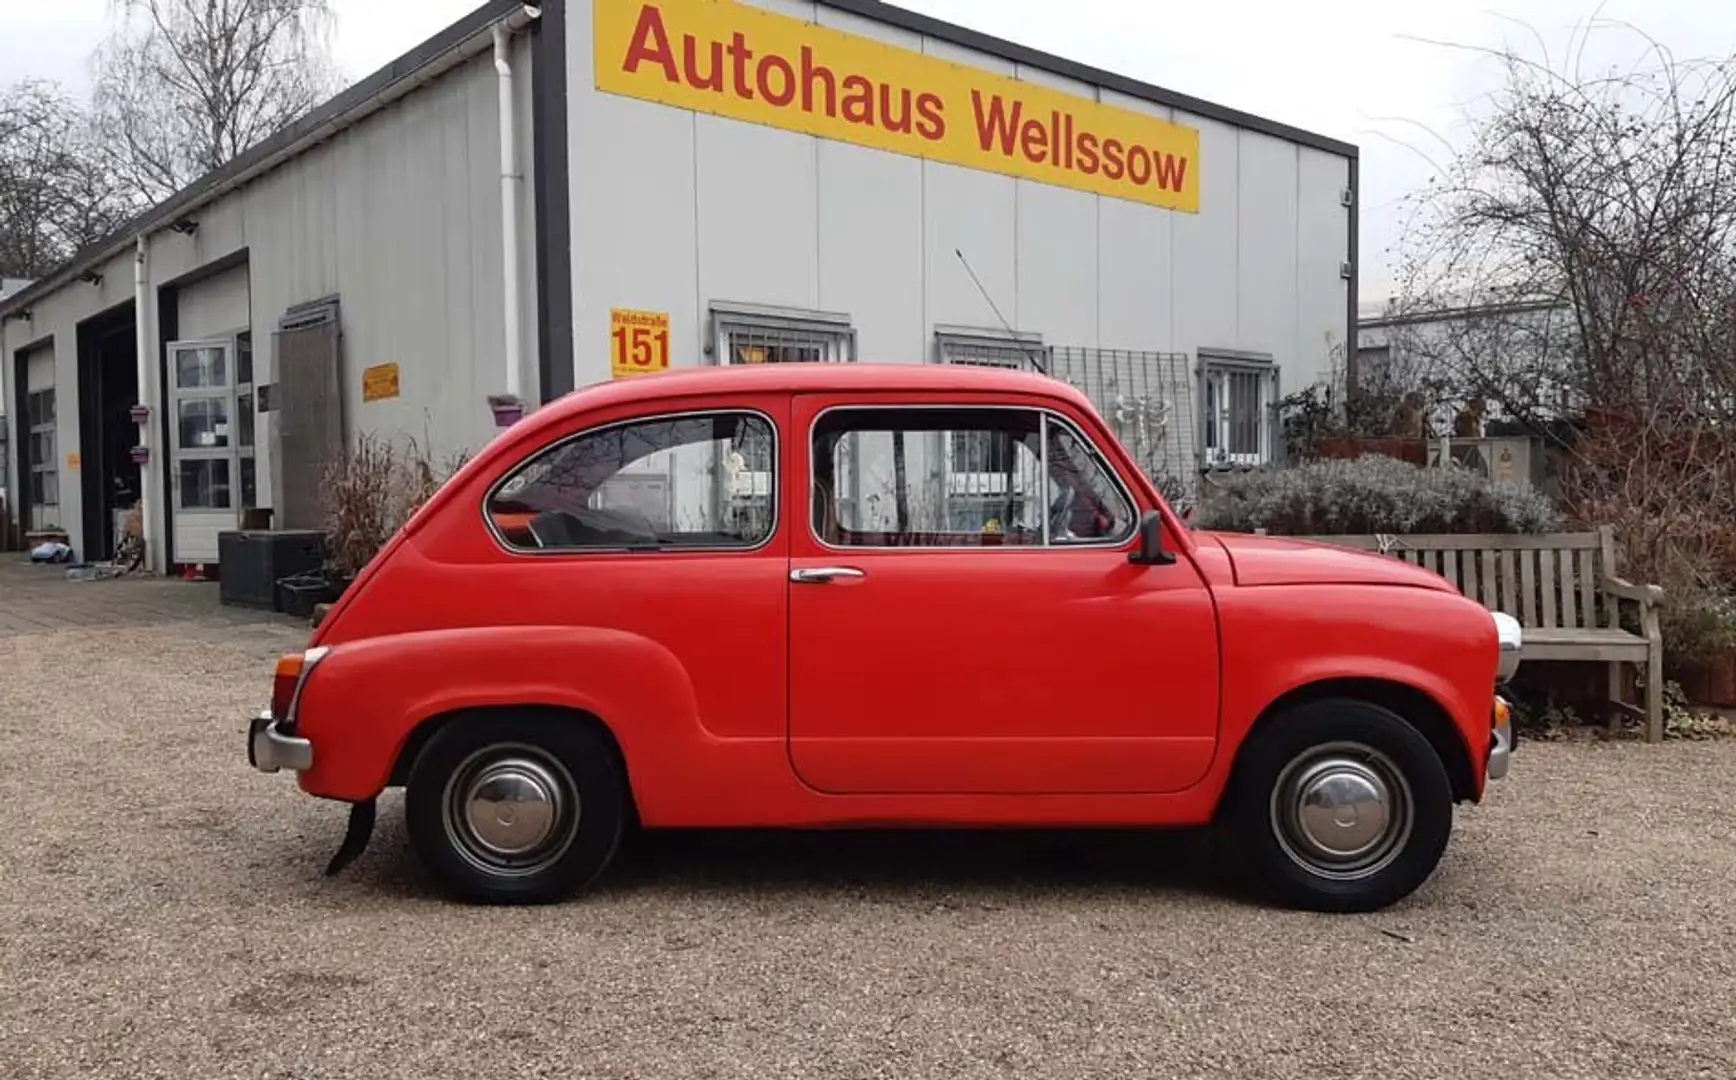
[696,115,821,317]
[176,266,250,339]
[1235,130,1300,383]
[1012,65,1103,349]
[1096,89,1175,354]
[813,5,926,364]
[1297,145,1353,387]
[817,139,924,362]
[919,37,1019,341]
[1168,113,1240,358]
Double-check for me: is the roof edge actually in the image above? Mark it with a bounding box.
[1,0,528,320]
[817,0,1359,159]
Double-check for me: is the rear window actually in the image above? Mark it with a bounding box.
[486,410,777,552]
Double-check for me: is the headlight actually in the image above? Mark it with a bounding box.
[1492,611,1522,682]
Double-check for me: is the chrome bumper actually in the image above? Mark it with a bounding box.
[1487,696,1514,782]
[249,710,313,773]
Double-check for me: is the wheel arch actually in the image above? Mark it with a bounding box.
[1221,677,1478,813]
[387,704,640,825]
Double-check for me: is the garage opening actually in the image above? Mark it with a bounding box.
[76,301,140,563]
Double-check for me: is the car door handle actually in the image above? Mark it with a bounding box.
[790,567,866,584]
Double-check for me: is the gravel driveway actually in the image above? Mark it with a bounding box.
[3,590,1736,1078]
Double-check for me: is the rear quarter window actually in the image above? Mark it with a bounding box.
[485,410,777,552]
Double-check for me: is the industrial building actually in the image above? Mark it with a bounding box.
[1,0,1359,574]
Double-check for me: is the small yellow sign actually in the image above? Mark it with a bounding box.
[362,362,400,403]
[611,308,672,378]
[65,452,81,471]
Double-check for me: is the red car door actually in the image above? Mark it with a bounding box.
[785,393,1220,796]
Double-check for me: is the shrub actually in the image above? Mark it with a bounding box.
[1656,583,1736,670]
[320,432,471,578]
[1193,453,1561,536]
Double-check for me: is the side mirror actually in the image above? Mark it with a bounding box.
[1128,509,1176,566]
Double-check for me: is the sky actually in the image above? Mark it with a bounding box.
[2,0,1729,305]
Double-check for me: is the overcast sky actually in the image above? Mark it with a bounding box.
[3,0,1728,304]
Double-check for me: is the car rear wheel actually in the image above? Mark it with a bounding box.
[1227,698,1454,913]
[405,715,627,905]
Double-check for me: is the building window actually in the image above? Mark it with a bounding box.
[710,301,855,366]
[1199,351,1278,468]
[485,410,777,553]
[27,388,57,507]
[811,406,1135,548]
[933,327,1053,507]
[934,325,1050,370]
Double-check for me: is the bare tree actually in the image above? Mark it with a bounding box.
[0,80,134,280]
[1386,19,1736,654]
[90,0,339,204]
[1391,21,1736,432]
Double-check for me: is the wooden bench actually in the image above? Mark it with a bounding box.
[1300,527,1666,741]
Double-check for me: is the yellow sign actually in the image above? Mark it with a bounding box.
[611,308,672,377]
[594,0,1200,212]
[65,452,81,471]
[362,362,400,403]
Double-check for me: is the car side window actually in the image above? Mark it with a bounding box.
[487,411,776,552]
[811,406,1136,548]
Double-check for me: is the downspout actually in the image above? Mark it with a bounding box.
[488,6,541,427]
[134,234,158,573]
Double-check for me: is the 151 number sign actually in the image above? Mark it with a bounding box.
[610,308,671,378]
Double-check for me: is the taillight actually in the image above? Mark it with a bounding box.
[270,647,329,721]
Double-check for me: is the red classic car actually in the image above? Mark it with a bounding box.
[249,362,1519,913]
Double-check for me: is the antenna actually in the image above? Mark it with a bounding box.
[954,248,1048,376]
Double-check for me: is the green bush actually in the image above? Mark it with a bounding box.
[1656,585,1736,669]
[1193,453,1561,536]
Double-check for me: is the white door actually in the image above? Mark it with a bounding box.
[168,339,240,563]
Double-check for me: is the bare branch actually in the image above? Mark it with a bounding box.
[90,0,338,205]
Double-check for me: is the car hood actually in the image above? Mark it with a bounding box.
[1202,531,1456,592]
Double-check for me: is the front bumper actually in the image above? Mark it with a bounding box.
[249,710,313,773]
[1487,695,1515,781]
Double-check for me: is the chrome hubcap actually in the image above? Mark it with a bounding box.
[443,745,579,877]
[1271,742,1412,881]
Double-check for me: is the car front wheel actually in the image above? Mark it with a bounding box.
[405,715,627,905]
[1227,698,1454,913]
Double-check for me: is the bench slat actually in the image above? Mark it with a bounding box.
[1579,548,1597,630]
[1443,548,1460,591]
[1559,548,1579,629]
[1548,548,1562,625]
[1521,550,1539,626]
[1500,549,1518,618]
[1480,548,1496,609]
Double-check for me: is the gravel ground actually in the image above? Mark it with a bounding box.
[4,624,1736,1080]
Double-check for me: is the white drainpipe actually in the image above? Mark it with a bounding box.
[492,7,540,421]
[134,234,158,572]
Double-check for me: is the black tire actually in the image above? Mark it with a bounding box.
[1225,698,1454,913]
[405,714,627,905]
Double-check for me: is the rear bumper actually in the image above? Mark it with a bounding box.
[249,710,313,773]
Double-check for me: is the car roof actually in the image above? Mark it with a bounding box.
[534,362,1097,421]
